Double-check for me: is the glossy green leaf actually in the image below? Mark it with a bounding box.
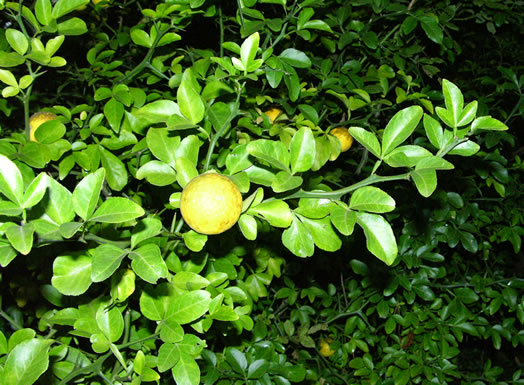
[131,217,163,249]
[383,145,433,168]
[91,244,125,282]
[130,244,168,284]
[330,206,356,236]
[43,178,75,224]
[381,106,423,156]
[279,48,312,68]
[423,114,445,149]
[415,156,454,170]
[6,223,34,255]
[0,154,23,206]
[90,197,145,223]
[250,200,292,228]
[350,186,395,213]
[226,144,252,174]
[271,171,302,193]
[282,216,314,258]
[4,339,51,385]
[471,116,508,132]
[240,32,260,70]
[52,0,88,18]
[419,15,443,44]
[457,101,478,127]
[96,303,124,342]
[52,253,92,295]
[356,213,398,265]
[411,168,437,197]
[104,97,124,132]
[158,343,181,372]
[247,139,290,171]
[99,146,128,191]
[300,216,342,252]
[131,29,152,48]
[136,160,177,186]
[448,140,480,156]
[34,120,65,144]
[23,173,48,209]
[175,158,198,188]
[72,168,105,221]
[165,290,211,325]
[183,231,207,252]
[225,347,247,373]
[0,242,17,267]
[6,29,28,56]
[35,0,53,26]
[139,283,174,321]
[289,127,315,173]
[177,69,205,125]
[172,353,200,385]
[159,318,184,344]
[238,213,257,240]
[348,127,381,158]
[442,79,463,127]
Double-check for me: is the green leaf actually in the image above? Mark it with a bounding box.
[448,140,480,156]
[139,283,174,321]
[34,120,66,144]
[330,206,356,236]
[415,156,454,170]
[96,303,124,342]
[137,100,180,124]
[136,160,177,186]
[52,0,88,18]
[0,154,24,206]
[43,178,75,225]
[356,213,398,265]
[383,145,433,168]
[183,231,208,252]
[208,101,236,134]
[23,173,48,209]
[35,0,53,26]
[0,242,17,267]
[247,359,269,379]
[6,223,34,255]
[247,139,290,171]
[57,18,87,36]
[240,32,260,71]
[52,253,92,295]
[6,29,28,55]
[131,217,163,249]
[300,216,342,252]
[72,168,105,221]
[4,339,51,385]
[347,127,381,158]
[158,343,181,372]
[0,201,22,216]
[250,200,292,228]
[457,101,478,127]
[471,116,509,132]
[279,48,311,68]
[423,114,444,149]
[99,146,128,191]
[175,158,198,188]
[166,290,211,325]
[90,197,144,223]
[411,168,437,197]
[226,144,252,174]
[130,244,168,284]
[172,353,200,385]
[283,63,300,102]
[441,79,463,128]
[91,244,125,282]
[159,318,184,344]
[104,97,124,132]
[177,68,205,125]
[289,127,315,173]
[419,15,443,44]
[381,106,423,156]
[146,127,180,167]
[131,29,152,48]
[0,52,26,67]
[349,186,395,213]
[238,214,257,240]
[282,216,314,257]
[225,347,247,373]
[271,171,302,193]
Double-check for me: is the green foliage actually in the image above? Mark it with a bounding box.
[0,0,522,384]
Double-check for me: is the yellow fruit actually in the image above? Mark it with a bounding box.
[29,111,57,142]
[330,127,353,152]
[180,173,243,235]
[319,338,335,357]
[264,107,282,123]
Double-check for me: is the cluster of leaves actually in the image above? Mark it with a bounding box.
[0,0,521,384]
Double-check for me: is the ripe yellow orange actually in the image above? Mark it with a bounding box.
[330,127,353,152]
[319,338,335,357]
[264,107,282,123]
[29,111,58,142]
[180,173,243,235]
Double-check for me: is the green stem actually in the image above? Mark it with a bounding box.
[436,137,469,158]
[117,24,170,85]
[282,173,411,201]
[0,310,23,330]
[83,233,130,249]
[203,82,244,171]
[504,95,523,124]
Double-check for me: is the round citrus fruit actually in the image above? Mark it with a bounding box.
[330,127,353,152]
[264,107,282,123]
[319,338,335,357]
[180,173,243,235]
[29,111,58,142]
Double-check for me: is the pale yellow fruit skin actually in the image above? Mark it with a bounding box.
[319,338,335,357]
[180,173,242,235]
[29,111,57,142]
[264,108,282,123]
[330,127,353,152]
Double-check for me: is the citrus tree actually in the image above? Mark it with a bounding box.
[0,0,514,384]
